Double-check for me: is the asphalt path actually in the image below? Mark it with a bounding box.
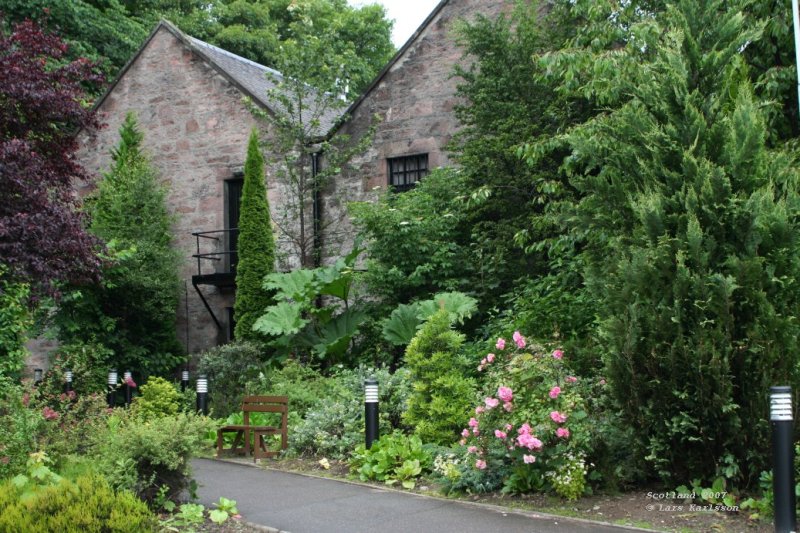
[192,458,649,533]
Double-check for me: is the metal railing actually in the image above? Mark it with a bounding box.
[191,228,237,277]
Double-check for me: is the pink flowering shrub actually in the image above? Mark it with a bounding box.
[457,339,595,498]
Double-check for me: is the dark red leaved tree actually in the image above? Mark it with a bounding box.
[0,18,104,295]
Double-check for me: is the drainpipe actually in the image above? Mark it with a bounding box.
[311,151,322,268]
[793,0,800,121]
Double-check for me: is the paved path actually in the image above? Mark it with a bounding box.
[192,458,649,533]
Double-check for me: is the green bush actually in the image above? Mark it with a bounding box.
[93,410,216,504]
[403,309,476,445]
[349,431,432,489]
[130,376,180,419]
[0,269,31,384]
[0,472,157,532]
[287,365,412,459]
[198,340,268,418]
[38,340,113,398]
[0,385,44,478]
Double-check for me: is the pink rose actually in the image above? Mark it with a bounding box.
[516,433,543,450]
[552,349,563,359]
[468,417,479,428]
[512,331,526,349]
[486,353,495,363]
[473,428,480,436]
[475,459,487,470]
[475,406,485,415]
[484,397,499,409]
[556,427,570,439]
[549,386,561,399]
[494,430,507,439]
[42,406,59,421]
[496,338,506,350]
[503,402,513,412]
[497,386,513,403]
[505,424,513,431]
[461,428,470,438]
[468,446,478,453]
[566,376,578,383]
[550,411,567,424]
[518,423,532,435]
[523,454,536,464]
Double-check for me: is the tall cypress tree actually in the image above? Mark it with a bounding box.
[234,129,275,341]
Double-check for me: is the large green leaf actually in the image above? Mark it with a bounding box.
[297,309,366,358]
[263,270,315,302]
[416,292,477,325]
[382,303,422,346]
[252,301,308,336]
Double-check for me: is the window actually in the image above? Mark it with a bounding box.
[224,177,243,272]
[388,154,428,192]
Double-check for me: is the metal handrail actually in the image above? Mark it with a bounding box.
[192,228,238,276]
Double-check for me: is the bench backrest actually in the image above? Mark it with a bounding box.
[241,395,288,426]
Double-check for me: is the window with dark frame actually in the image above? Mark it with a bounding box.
[388,154,428,192]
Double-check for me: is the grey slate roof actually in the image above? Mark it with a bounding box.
[184,31,342,137]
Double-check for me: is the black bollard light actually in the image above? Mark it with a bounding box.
[181,369,189,392]
[123,371,133,406]
[107,369,118,408]
[364,377,379,449]
[770,386,797,533]
[63,369,73,394]
[196,374,208,415]
[33,368,43,386]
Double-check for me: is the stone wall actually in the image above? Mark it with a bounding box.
[321,0,512,260]
[76,26,273,355]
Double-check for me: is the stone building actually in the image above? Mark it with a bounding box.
[74,0,511,357]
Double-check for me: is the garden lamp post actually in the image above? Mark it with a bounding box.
[107,369,118,408]
[771,386,796,533]
[63,369,73,393]
[365,377,379,449]
[33,368,43,386]
[123,371,133,406]
[181,369,190,392]
[196,375,208,415]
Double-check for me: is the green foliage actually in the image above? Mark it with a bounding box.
[197,340,268,418]
[38,340,113,397]
[0,269,30,383]
[351,169,476,310]
[209,496,238,524]
[382,291,477,346]
[525,0,800,486]
[0,385,44,479]
[55,112,184,377]
[282,365,412,459]
[349,432,432,489]
[235,129,276,342]
[253,248,366,363]
[0,472,157,532]
[130,377,180,419]
[93,409,216,504]
[402,310,476,445]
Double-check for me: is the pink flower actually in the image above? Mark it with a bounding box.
[523,454,536,464]
[503,402,513,412]
[475,459,487,470]
[549,386,561,399]
[475,406,485,415]
[125,377,137,388]
[552,349,563,360]
[459,438,466,445]
[505,424,513,431]
[550,411,567,424]
[517,433,543,450]
[42,407,59,421]
[486,353,495,363]
[496,338,506,350]
[59,393,67,402]
[599,379,607,385]
[232,514,242,520]
[461,428,470,438]
[494,430,507,439]
[67,390,76,399]
[484,397,499,409]
[468,417,479,428]
[518,423,532,435]
[472,429,480,436]
[497,386,513,403]
[468,446,478,453]
[512,331,526,349]
[566,376,578,383]
[556,427,570,439]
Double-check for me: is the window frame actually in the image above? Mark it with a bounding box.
[387,153,428,192]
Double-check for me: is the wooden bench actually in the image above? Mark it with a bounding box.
[216,395,288,460]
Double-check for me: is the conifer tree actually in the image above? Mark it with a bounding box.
[57,112,183,377]
[234,129,275,341]
[529,0,800,485]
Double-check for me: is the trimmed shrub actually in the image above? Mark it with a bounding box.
[130,377,180,419]
[198,340,268,418]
